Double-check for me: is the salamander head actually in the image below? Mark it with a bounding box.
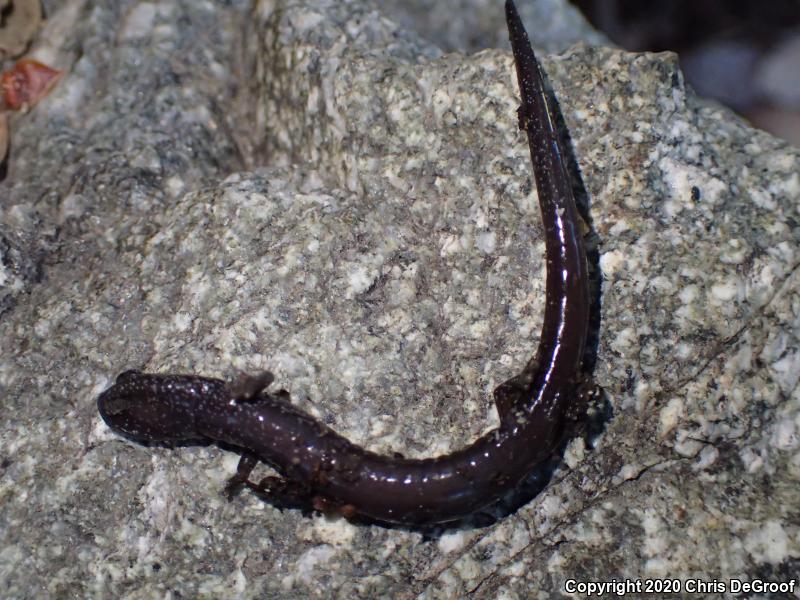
[97,370,223,442]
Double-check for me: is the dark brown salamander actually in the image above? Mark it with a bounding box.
[96,0,590,526]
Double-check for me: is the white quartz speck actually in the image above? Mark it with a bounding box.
[718,238,748,264]
[288,545,337,586]
[121,3,158,39]
[475,230,496,253]
[640,509,670,575]
[678,284,698,304]
[739,446,765,473]
[615,463,642,483]
[563,436,586,468]
[292,10,326,34]
[173,312,192,332]
[344,263,376,298]
[743,520,790,564]
[166,176,185,196]
[659,398,684,436]
[610,327,638,356]
[673,341,694,360]
[693,444,719,471]
[312,518,356,546]
[770,418,798,451]
[658,157,728,215]
[749,187,778,210]
[709,277,741,303]
[437,531,468,554]
[536,494,567,523]
[768,349,800,395]
[439,232,463,256]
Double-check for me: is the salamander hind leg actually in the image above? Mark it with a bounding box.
[568,376,603,423]
[493,356,540,428]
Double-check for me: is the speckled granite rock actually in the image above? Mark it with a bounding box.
[1,0,798,598]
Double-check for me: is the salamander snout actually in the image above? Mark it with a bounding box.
[97,370,214,442]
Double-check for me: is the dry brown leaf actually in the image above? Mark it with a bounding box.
[1,58,61,110]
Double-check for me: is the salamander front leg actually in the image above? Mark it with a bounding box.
[244,475,316,514]
[224,452,260,499]
[225,453,316,513]
[228,371,275,401]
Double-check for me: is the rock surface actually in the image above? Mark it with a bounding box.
[0,0,798,598]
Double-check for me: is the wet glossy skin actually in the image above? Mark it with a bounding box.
[97,0,590,526]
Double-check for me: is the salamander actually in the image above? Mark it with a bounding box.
[96,0,590,526]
